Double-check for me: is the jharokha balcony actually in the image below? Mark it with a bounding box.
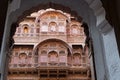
[9,62,89,70]
[8,62,90,80]
[7,8,92,80]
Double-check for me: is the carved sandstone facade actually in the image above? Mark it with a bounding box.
[8,8,91,80]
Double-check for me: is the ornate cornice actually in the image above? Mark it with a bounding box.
[17,2,82,24]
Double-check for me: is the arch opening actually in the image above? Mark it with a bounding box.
[0,0,120,80]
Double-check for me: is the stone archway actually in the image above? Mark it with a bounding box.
[33,39,72,54]
[0,0,120,80]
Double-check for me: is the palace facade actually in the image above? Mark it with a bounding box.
[8,8,91,80]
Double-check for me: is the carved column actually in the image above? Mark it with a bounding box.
[84,0,120,80]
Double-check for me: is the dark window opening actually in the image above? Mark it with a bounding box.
[49,74,57,78]
[40,74,48,78]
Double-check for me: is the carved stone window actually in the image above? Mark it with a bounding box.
[59,56,66,63]
[71,24,79,35]
[12,56,18,64]
[72,28,78,34]
[27,56,33,64]
[41,22,48,32]
[24,27,29,33]
[48,51,58,64]
[19,53,27,67]
[58,22,65,32]
[40,50,47,63]
[49,22,57,32]
[73,53,81,65]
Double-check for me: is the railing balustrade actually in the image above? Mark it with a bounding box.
[9,63,89,68]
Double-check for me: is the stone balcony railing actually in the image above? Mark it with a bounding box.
[14,33,67,43]
[9,63,89,69]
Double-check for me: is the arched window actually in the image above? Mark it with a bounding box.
[59,56,66,63]
[59,51,66,63]
[19,53,27,67]
[71,24,79,34]
[24,27,29,33]
[73,53,81,65]
[41,22,48,32]
[58,22,65,32]
[48,51,58,63]
[40,50,47,63]
[59,26,65,32]
[12,56,18,64]
[72,28,78,34]
[49,22,57,32]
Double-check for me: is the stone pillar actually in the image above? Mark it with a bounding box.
[0,0,21,80]
[102,27,120,80]
[0,14,11,80]
[96,19,120,80]
[85,0,120,80]
[90,24,107,80]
